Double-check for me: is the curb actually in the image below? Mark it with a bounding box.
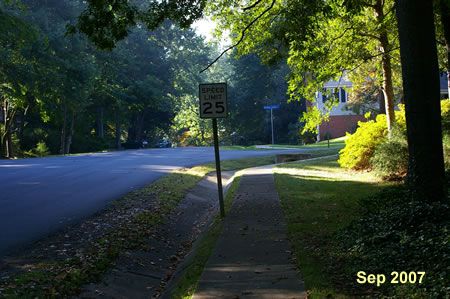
[161,170,240,298]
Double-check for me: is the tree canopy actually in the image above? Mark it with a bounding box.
[0,0,215,157]
[1,0,447,201]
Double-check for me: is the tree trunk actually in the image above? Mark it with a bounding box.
[128,111,146,141]
[439,0,450,97]
[378,88,386,114]
[6,133,13,158]
[396,0,447,202]
[97,107,104,137]
[65,110,75,155]
[375,0,396,133]
[1,98,7,158]
[60,104,67,155]
[116,109,121,149]
[1,98,16,158]
[135,111,146,141]
[17,107,28,141]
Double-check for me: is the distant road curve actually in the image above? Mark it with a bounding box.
[0,146,313,255]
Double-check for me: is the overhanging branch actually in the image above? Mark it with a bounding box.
[243,0,264,11]
[199,0,276,73]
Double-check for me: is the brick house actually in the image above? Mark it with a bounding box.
[310,75,367,141]
[309,71,448,141]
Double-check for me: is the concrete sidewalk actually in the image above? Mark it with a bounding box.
[193,166,306,298]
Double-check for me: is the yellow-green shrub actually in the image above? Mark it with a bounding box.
[338,114,388,170]
[339,102,449,172]
[371,124,408,178]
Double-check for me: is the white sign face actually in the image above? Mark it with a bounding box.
[199,83,228,119]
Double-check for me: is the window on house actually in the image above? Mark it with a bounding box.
[322,88,327,103]
[340,88,347,103]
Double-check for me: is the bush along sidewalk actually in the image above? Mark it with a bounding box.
[339,100,450,179]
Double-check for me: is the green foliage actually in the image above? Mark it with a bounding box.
[371,124,409,178]
[340,101,449,174]
[32,141,50,157]
[338,114,388,170]
[70,0,207,50]
[223,53,305,145]
[207,0,400,134]
[287,122,316,145]
[70,135,111,154]
[170,95,213,146]
[334,185,450,297]
[300,105,329,135]
[0,0,216,157]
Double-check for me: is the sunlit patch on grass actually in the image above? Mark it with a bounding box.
[274,156,389,297]
[275,157,380,183]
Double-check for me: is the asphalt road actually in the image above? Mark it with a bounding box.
[0,147,308,255]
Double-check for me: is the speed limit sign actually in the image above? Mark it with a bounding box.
[199,83,228,119]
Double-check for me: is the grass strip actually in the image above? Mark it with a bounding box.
[274,156,388,298]
[169,174,243,299]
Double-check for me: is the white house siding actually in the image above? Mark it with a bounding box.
[313,75,367,140]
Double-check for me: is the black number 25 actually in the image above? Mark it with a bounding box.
[203,102,225,114]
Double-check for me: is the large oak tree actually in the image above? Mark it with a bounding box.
[396,0,447,202]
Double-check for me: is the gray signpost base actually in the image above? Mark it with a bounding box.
[212,118,225,218]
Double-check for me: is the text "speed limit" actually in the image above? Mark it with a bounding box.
[199,83,228,119]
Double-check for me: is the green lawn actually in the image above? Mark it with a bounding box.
[274,156,389,298]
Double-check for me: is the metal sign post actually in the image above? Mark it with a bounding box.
[199,83,228,218]
[211,118,224,217]
[264,105,279,146]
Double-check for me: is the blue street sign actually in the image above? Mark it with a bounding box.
[264,105,279,110]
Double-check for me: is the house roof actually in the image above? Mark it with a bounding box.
[323,73,352,89]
